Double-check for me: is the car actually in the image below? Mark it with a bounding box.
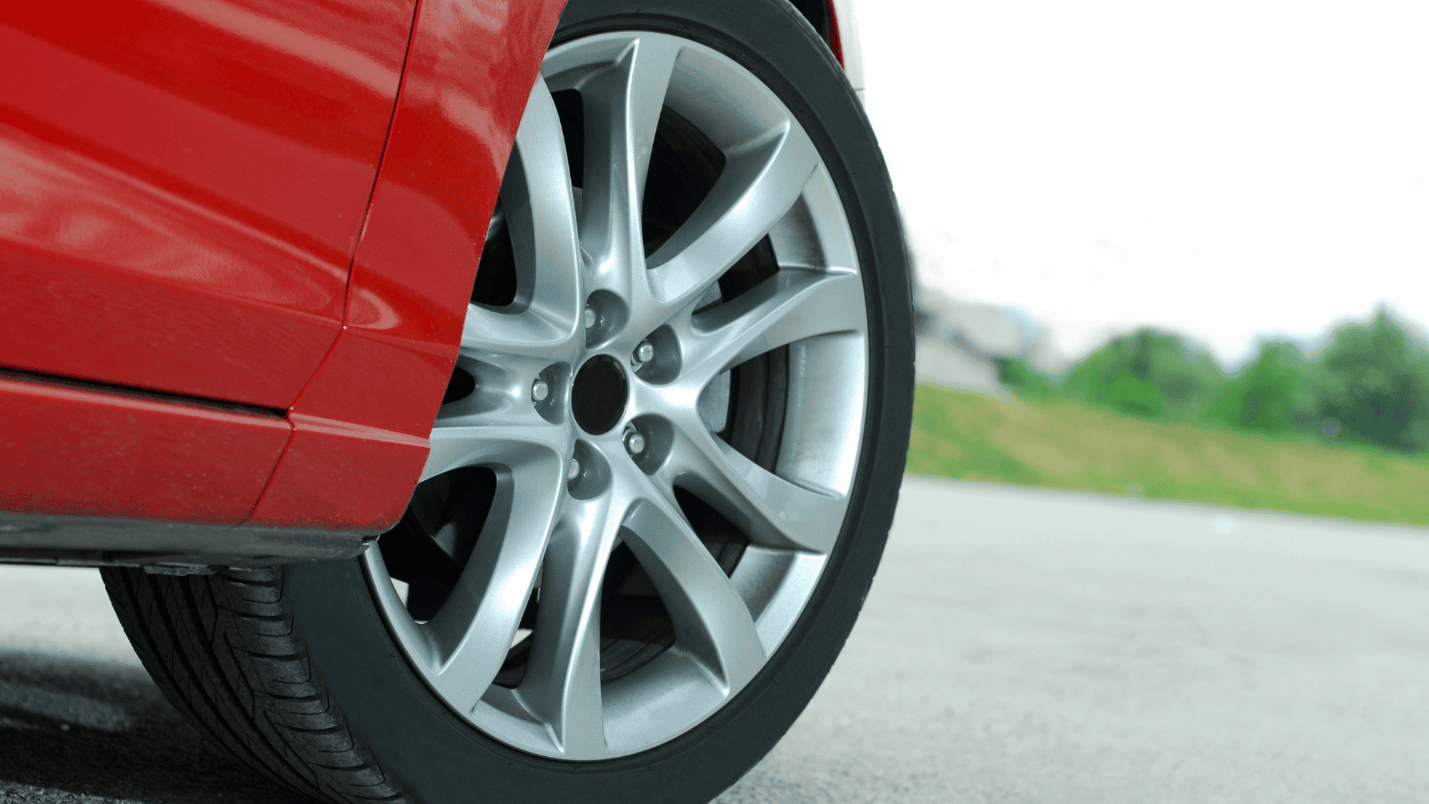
[0,1,912,801]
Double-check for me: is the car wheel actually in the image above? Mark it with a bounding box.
[103,0,912,801]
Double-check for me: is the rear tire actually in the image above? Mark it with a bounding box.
[105,0,911,801]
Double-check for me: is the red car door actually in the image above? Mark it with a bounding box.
[0,0,566,529]
[0,0,415,523]
[0,0,416,409]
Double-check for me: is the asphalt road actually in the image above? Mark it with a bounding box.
[4,476,1429,803]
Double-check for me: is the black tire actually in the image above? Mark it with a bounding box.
[100,566,408,803]
[104,1,912,802]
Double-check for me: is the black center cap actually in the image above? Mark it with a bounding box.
[572,355,628,435]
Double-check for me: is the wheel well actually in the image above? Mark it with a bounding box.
[787,0,836,56]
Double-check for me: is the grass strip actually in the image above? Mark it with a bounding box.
[908,384,1429,526]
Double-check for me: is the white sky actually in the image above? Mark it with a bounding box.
[856,0,1429,367]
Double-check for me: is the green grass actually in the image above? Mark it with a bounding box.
[908,384,1429,527]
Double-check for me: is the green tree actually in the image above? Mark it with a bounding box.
[1312,308,1429,452]
[995,356,1057,398]
[1206,341,1312,435]
[1065,328,1223,418]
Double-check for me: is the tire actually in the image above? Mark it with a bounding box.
[104,0,912,801]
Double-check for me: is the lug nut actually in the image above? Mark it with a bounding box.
[624,427,646,456]
[584,306,597,330]
[567,458,581,480]
[531,378,549,403]
[633,340,655,364]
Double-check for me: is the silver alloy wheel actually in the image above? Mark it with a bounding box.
[363,30,869,760]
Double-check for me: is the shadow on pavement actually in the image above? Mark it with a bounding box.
[0,650,308,804]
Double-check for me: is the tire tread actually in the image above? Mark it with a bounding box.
[101,566,409,804]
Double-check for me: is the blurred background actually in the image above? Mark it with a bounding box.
[859,0,1429,526]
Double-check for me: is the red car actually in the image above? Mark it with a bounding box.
[0,1,911,801]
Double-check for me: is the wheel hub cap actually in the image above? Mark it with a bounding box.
[571,356,628,435]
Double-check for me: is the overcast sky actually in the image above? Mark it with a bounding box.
[856,0,1429,367]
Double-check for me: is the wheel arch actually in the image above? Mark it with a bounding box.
[787,0,866,97]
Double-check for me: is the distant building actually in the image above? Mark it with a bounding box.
[913,286,1067,394]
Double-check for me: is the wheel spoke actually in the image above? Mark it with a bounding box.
[421,458,563,713]
[664,415,847,555]
[645,123,819,310]
[678,270,864,389]
[504,76,582,326]
[462,75,582,360]
[622,490,765,691]
[461,304,581,359]
[518,494,623,756]
[424,414,570,483]
[578,34,682,277]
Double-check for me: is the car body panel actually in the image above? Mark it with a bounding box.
[0,0,416,408]
[1,0,564,534]
[0,370,290,523]
[243,0,568,530]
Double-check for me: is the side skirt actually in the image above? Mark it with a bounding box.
[0,511,374,573]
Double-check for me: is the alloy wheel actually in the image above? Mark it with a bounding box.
[363,30,869,761]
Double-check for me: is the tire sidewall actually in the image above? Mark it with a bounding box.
[289,1,913,801]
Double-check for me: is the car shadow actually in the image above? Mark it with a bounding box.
[0,649,308,803]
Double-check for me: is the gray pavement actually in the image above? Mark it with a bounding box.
[0,568,307,804]
[4,476,1429,802]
